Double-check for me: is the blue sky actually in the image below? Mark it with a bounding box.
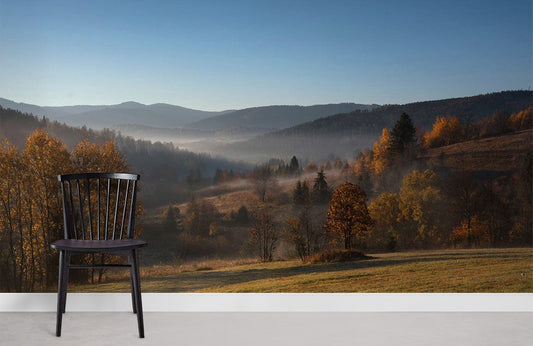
[0,0,531,110]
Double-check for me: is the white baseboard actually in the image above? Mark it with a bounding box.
[0,293,532,312]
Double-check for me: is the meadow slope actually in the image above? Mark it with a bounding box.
[72,248,532,293]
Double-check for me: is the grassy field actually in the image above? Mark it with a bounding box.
[72,248,533,293]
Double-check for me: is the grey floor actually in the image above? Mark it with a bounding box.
[0,312,531,345]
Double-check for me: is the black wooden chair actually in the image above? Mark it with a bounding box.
[51,173,147,338]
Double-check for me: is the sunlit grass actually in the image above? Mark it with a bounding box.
[72,248,533,293]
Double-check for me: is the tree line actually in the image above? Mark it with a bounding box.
[0,129,129,291]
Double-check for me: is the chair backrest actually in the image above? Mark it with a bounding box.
[58,173,140,240]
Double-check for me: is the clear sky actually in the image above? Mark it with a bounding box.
[0,0,531,110]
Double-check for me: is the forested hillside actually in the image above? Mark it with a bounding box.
[0,106,250,207]
[184,103,378,130]
[214,91,532,162]
[277,90,533,136]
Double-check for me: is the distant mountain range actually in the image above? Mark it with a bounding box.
[0,98,226,129]
[0,98,378,131]
[184,103,378,130]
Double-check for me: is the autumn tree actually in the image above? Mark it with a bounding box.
[184,196,219,237]
[324,182,374,250]
[422,116,464,148]
[368,192,401,251]
[71,139,128,173]
[398,169,448,248]
[508,106,532,131]
[0,140,28,291]
[478,110,511,138]
[0,129,136,291]
[303,162,318,173]
[23,129,72,288]
[449,216,490,248]
[352,148,373,193]
[70,138,134,283]
[372,128,393,174]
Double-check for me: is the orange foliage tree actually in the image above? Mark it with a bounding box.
[324,182,374,250]
[0,129,133,291]
[422,116,464,148]
[508,106,532,131]
[372,128,393,175]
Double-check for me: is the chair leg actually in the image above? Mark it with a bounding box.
[56,250,66,337]
[129,254,137,314]
[61,251,70,314]
[131,249,144,338]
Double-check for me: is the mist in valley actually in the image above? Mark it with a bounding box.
[116,124,380,165]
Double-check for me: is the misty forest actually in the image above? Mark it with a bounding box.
[0,90,531,292]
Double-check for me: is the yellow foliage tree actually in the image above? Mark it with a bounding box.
[0,139,28,291]
[0,129,135,291]
[368,192,401,250]
[71,139,128,173]
[422,116,464,148]
[398,170,448,248]
[22,129,72,288]
[372,128,393,174]
[449,216,490,248]
[508,106,532,131]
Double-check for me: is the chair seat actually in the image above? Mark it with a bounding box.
[51,239,147,253]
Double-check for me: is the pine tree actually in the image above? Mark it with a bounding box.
[390,112,416,153]
[293,180,310,205]
[289,156,300,175]
[312,171,331,204]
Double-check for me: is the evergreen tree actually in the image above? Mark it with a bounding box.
[213,168,223,185]
[391,112,416,153]
[312,171,331,204]
[289,156,300,175]
[162,205,179,232]
[293,180,310,205]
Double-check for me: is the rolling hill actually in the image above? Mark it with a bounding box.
[0,98,227,129]
[184,103,379,131]
[212,91,533,162]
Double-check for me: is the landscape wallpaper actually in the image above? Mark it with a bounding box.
[0,1,531,293]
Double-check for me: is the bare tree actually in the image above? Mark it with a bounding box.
[250,166,277,203]
[249,204,279,262]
